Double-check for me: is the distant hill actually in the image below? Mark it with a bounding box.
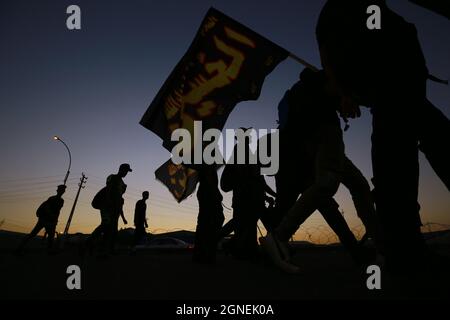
[153,230,196,244]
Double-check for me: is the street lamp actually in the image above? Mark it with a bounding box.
[53,135,71,185]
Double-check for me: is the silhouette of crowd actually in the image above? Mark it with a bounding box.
[15,0,449,276]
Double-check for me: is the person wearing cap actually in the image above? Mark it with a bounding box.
[85,164,131,256]
[16,184,66,254]
[105,163,131,253]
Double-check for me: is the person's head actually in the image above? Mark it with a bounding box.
[142,191,149,200]
[118,163,132,177]
[299,68,326,86]
[56,184,66,197]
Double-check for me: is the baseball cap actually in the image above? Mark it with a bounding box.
[119,163,133,172]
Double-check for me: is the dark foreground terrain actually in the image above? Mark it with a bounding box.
[1,231,449,300]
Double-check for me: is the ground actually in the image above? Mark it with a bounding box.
[1,232,449,300]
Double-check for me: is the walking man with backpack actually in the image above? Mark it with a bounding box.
[85,163,131,256]
[16,184,66,254]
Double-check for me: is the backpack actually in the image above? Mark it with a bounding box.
[36,200,49,218]
[91,187,108,210]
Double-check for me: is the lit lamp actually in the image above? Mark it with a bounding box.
[53,136,71,185]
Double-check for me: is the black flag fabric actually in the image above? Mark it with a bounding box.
[141,7,289,201]
[140,7,289,151]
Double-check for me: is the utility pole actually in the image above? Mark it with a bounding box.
[60,173,87,248]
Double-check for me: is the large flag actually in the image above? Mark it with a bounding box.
[141,7,289,201]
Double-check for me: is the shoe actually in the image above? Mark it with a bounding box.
[277,259,302,274]
[260,234,300,274]
[262,233,291,262]
[277,239,292,262]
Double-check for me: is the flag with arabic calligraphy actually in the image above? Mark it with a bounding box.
[141,7,288,201]
[154,159,199,202]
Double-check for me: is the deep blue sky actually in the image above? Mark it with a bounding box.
[0,0,448,238]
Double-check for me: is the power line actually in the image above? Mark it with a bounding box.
[0,195,48,203]
[0,189,57,200]
[0,179,80,198]
[0,175,63,183]
[0,180,63,192]
[0,185,63,197]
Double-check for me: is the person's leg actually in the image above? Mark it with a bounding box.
[274,172,304,230]
[318,198,376,265]
[45,224,56,251]
[133,228,140,246]
[17,220,44,252]
[194,205,224,262]
[418,100,450,191]
[86,210,112,255]
[276,171,341,241]
[371,98,422,262]
[108,216,119,254]
[275,125,344,242]
[210,205,225,258]
[90,223,104,239]
[318,198,358,249]
[340,156,383,248]
[193,208,208,261]
[229,206,248,258]
[241,206,260,258]
[86,222,106,253]
[134,226,146,246]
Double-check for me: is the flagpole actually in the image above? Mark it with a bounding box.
[288,53,319,72]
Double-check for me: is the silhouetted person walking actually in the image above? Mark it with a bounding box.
[86,163,131,256]
[263,69,380,270]
[220,132,276,259]
[107,165,129,252]
[16,185,66,254]
[134,191,149,246]
[315,0,449,271]
[193,164,224,264]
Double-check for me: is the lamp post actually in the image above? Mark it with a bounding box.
[53,136,71,185]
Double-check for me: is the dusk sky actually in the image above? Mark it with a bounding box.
[1,0,449,242]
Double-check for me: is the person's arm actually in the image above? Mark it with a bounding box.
[120,203,127,225]
[121,211,128,225]
[321,49,361,120]
[144,203,148,228]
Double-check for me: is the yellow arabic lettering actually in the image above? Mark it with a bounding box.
[163,26,257,136]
